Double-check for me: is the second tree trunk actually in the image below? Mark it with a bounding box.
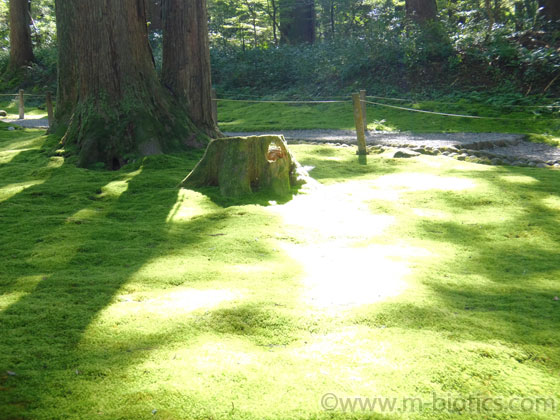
[162,0,220,137]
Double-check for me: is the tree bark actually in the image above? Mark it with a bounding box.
[279,0,315,44]
[539,0,560,23]
[55,0,208,169]
[162,0,220,137]
[145,0,163,32]
[7,0,35,74]
[405,0,437,23]
[484,0,495,32]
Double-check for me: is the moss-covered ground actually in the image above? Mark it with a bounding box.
[1,123,559,419]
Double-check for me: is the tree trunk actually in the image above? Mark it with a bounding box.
[330,0,335,38]
[405,0,437,23]
[7,0,35,74]
[145,0,163,32]
[182,135,309,197]
[484,0,495,32]
[55,0,207,169]
[539,0,560,23]
[162,0,220,137]
[279,0,315,44]
[271,0,278,45]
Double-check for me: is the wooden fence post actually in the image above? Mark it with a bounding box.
[211,88,218,125]
[352,93,367,156]
[46,92,54,127]
[18,89,24,120]
[359,89,367,132]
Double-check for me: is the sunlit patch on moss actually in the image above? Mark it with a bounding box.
[0,179,44,202]
[499,174,540,184]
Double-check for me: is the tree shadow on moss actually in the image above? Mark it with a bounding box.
[190,184,303,208]
[0,151,196,417]
[355,164,560,370]
[0,136,307,417]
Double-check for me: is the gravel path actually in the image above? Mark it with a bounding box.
[227,130,524,147]
[5,117,558,166]
[4,117,49,129]
[227,130,560,166]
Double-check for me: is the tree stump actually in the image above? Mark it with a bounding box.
[181,135,309,197]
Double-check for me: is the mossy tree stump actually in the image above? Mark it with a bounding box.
[181,135,308,197]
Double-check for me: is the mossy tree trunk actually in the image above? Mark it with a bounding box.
[182,136,308,197]
[55,0,207,169]
[279,0,315,44]
[6,0,35,74]
[162,0,220,137]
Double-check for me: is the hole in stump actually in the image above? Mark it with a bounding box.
[266,142,284,162]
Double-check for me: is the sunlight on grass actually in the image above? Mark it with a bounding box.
[166,189,220,223]
[0,134,44,152]
[268,179,436,309]
[104,288,238,320]
[541,195,560,211]
[373,172,475,192]
[411,208,449,218]
[0,148,29,164]
[100,168,142,198]
[0,275,43,312]
[1,128,559,419]
[47,156,64,168]
[499,174,540,184]
[0,179,44,202]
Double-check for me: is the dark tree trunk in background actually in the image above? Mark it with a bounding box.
[279,0,315,44]
[145,0,163,32]
[484,0,495,32]
[405,0,437,23]
[55,0,207,169]
[162,0,220,137]
[405,0,451,68]
[7,0,34,73]
[539,0,560,23]
[270,0,278,45]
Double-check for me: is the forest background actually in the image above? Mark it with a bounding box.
[0,0,558,103]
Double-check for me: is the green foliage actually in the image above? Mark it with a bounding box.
[0,0,557,98]
[211,32,559,99]
[0,44,57,92]
[207,0,559,97]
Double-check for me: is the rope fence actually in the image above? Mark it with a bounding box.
[0,89,54,124]
[360,99,538,120]
[212,94,555,121]
[1,87,556,142]
[210,89,557,155]
[0,93,47,98]
[214,98,347,104]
